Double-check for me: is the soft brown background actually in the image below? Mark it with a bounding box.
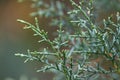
[0,0,50,80]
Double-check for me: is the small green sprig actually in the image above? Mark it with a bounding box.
[17,18,50,43]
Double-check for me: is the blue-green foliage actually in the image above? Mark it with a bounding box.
[16,0,120,80]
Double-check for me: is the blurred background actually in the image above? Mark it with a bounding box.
[0,0,53,80]
[0,0,120,80]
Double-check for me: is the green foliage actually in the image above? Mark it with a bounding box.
[16,0,120,80]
